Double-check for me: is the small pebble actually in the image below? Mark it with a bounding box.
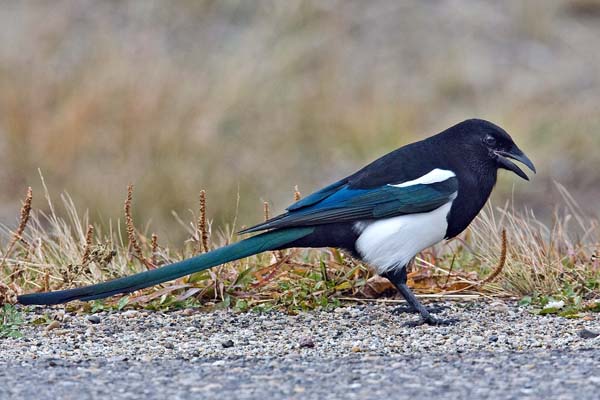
[472,335,484,343]
[87,315,101,324]
[299,337,315,348]
[121,310,139,318]
[222,340,235,348]
[578,329,599,339]
[489,301,509,313]
[293,386,305,393]
[53,310,65,321]
[45,321,61,332]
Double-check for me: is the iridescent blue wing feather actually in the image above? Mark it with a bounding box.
[240,178,458,233]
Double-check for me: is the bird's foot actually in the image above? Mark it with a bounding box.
[403,315,459,327]
[391,304,447,315]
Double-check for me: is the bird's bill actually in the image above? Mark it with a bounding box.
[495,147,536,180]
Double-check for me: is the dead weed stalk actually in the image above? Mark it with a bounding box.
[196,190,209,254]
[1,187,32,268]
[124,184,153,269]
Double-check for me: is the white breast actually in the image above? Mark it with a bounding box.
[354,200,454,274]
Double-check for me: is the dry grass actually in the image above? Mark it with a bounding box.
[2,1,600,243]
[468,185,600,308]
[0,178,598,313]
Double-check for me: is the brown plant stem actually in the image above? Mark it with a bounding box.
[477,229,508,287]
[151,233,159,266]
[263,201,270,221]
[196,190,209,254]
[124,184,153,269]
[1,187,33,268]
[294,186,302,201]
[81,225,94,265]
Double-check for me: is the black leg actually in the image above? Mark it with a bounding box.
[382,266,457,326]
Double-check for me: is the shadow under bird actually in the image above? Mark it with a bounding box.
[18,119,536,325]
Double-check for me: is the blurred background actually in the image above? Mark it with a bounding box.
[1,0,599,243]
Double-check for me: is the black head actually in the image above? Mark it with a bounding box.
[443,119,536,180]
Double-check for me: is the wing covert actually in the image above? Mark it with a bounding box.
[240,177,458,233]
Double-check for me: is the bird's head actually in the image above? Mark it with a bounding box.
[449,119,536,180]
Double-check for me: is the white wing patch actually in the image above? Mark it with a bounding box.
[354,197,456,274]
[390,168,456,188]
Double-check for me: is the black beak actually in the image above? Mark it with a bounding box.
[494,147,536,181]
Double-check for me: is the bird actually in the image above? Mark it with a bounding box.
[18,118,535,325]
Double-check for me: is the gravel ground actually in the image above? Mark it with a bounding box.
[1,300,599,399]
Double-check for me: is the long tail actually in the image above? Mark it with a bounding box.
[17,227,314,305]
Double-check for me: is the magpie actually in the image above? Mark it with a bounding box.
[18,119,535,325]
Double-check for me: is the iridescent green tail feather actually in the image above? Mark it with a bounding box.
[18,227,313,305]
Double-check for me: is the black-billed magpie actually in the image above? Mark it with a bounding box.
[19,119,535,325]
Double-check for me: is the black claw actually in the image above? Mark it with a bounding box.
[426,305,448,314]
[404,316,459,327]
[392,304,447,315]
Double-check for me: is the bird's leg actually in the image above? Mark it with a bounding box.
[386,260,447,315]
[382,266,457,326]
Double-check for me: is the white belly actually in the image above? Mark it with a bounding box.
[354,201,453,273]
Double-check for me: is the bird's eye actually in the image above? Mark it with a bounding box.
[484,135,497,146]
